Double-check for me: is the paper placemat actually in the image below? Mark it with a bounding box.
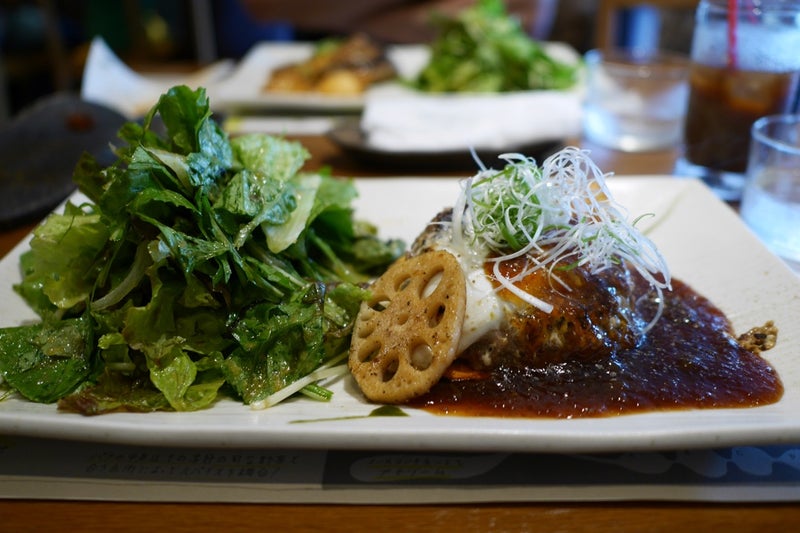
[1,436,798,504]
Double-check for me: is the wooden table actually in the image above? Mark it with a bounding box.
[2,134,798,531]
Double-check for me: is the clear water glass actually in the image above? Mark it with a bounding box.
[740,115,800,273]
[583,48,688,152]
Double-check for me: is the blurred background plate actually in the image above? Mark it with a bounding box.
[211,42,428,113]
[0,93,127,228]
[328,118,562,172]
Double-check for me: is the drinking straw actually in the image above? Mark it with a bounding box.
[727,0,738,68]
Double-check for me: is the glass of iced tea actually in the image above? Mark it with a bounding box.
[675,0,800,201]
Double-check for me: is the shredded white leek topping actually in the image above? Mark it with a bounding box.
[451,147,671,328]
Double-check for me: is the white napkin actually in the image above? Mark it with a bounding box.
[361,85,583,153]
[81,37,234,118]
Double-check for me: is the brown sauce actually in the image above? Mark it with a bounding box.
[408,278,784,418]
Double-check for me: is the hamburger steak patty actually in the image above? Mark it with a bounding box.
[411,208,648,370]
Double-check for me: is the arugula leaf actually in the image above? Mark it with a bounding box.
[224,281,367,404]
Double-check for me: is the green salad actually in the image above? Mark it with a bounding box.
[414,0,579,93]
[0,86,403,414]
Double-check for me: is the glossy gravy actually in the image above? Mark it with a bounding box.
[409,279,783,418]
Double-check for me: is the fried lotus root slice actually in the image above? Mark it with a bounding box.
[349,250,467,403]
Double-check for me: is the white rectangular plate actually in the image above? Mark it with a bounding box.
[0,176,798,453]
[209,42,429,112]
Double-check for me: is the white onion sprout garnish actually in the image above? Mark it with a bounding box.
[452,147,671,330]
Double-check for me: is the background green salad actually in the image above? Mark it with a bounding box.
[414,0,579,93]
